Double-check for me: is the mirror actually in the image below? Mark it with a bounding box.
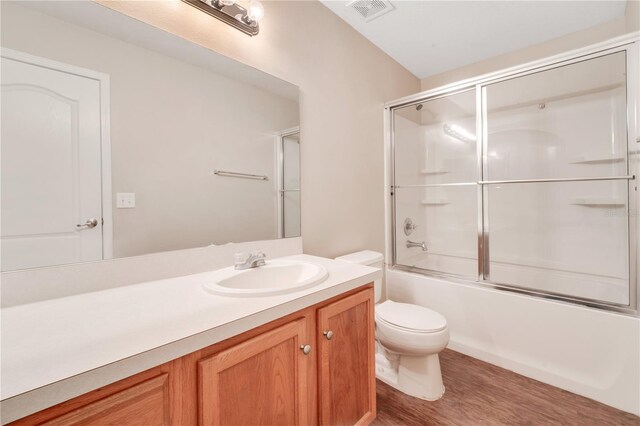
[0,1,300,272]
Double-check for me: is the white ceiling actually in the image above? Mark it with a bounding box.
[319,0,628,79]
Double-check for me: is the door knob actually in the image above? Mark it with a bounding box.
[76,218,98,229]
[300,344,311,355]
[323,330,334,340]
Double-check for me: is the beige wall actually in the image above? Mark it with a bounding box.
[1,3,299,258]
[627,0,640,32]
[421,7,639,91]
[95,0,420,259]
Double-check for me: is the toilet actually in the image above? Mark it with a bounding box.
[335,250,449,401]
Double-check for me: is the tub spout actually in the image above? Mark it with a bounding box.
[406,240,427,251]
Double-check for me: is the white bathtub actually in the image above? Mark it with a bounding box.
[385,268,640,415]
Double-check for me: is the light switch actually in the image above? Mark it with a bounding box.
[116,193,136,209]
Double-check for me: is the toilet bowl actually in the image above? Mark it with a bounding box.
[375,300,449,400]
[334,251,450,401]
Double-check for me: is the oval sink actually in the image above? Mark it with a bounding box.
[203,259,329,297]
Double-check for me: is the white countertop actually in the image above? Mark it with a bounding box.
[0,254,380,423]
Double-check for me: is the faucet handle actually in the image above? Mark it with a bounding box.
[252,250,266,258]
[234,252,248,264]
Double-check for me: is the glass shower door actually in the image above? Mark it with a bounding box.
[281,131,300,238]
[482,51,631,305]
[393,90,478,279]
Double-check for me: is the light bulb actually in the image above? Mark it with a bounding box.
[247,0,264,22]
[220,0,235,5]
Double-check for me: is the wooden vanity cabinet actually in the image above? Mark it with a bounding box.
[198,318,313,426]
[10,285,375,426]
[8,364,176,426]
[318,290,376,426]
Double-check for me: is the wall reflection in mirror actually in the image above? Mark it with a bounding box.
[0,1,300,272]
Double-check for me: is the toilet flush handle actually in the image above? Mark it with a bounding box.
[323,330,334,340]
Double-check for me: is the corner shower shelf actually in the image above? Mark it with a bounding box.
[571,197,625,207]
[570,155,625,164]
[420,169,449,175]
[421,199,450,206]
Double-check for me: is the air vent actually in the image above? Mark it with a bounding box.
[347,0,395,22]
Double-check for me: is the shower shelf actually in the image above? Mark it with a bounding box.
[571,197,625,207]
[420,169,450,175]
[420,169,449,175]
[570,155,625,164]
[421,199,450,206]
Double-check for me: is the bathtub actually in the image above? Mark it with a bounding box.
[385,267,640,415]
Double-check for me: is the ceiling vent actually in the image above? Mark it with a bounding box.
[347,0,395,22]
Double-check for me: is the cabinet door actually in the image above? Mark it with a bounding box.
[198,318,311,426]
[39,374,170,426]
[318,288,376,426]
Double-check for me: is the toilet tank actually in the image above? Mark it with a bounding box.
[334,250,384,302]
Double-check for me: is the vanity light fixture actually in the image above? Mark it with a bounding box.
[182,0,264,36]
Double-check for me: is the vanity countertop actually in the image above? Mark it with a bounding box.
[0,254,380,422]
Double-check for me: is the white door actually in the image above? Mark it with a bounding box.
[1,54,104,270]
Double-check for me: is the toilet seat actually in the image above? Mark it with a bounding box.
[375,300,447,333]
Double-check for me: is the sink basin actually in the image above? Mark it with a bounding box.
[203,259,329,297]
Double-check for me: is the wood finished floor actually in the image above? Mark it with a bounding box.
[373,349,639,426]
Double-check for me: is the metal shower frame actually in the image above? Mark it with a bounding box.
[384,33,640,316]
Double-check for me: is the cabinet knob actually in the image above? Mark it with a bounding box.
[323,330,334,340]
[300,344,311,355]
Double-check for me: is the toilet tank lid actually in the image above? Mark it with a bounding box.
[335,250,384,266]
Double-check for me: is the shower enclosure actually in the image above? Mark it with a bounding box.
[387,38,638,313]
[278,128,301,238]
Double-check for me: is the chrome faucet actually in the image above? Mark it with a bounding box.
[406,240,427,251]
[234,250,266,270]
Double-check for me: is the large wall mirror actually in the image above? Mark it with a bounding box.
[0,1,301,272]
